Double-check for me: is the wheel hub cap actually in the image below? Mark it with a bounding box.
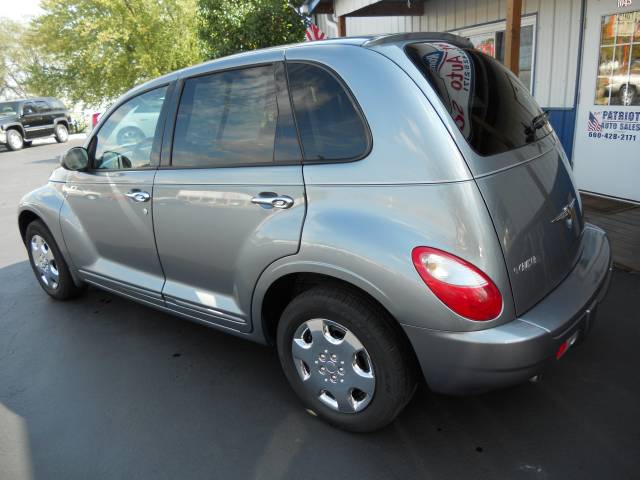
[292,318,375,413]
[30,235,59,290]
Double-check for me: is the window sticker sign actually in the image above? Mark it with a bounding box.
[587,110,640,142]
[422,42,474,139]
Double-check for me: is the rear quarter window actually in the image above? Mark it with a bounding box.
[406,42,552,156]
[286,62,370,162]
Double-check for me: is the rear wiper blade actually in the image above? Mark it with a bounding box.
[524,111,550,136]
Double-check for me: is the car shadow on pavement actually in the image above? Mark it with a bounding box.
[1,260,638,479]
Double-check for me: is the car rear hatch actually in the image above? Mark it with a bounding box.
[404,40,584,315]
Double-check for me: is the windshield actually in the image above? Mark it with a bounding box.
[0,101,20,116]
[406,42,552,156]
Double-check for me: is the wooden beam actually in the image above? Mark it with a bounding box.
[504,0,523,76]
[338,15,346,37]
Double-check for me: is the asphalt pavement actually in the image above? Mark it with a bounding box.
[1,138,639,479]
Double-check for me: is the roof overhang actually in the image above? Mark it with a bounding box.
[312,0,424,17]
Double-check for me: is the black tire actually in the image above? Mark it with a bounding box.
[277,286,417,432]
[6,128,24,151]
[54,123,69,143]
[25,220,83,300]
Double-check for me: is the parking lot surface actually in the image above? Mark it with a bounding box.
[1,139,639,479]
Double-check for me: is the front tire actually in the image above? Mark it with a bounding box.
[25,220,82,300]
[6,129,24,151]
[54,123,69,143]
[277,286,417,432]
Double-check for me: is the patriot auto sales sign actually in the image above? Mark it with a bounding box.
[422,42,474,139]
[587,109,640,143]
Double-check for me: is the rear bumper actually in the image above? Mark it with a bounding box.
[404,224,613,395]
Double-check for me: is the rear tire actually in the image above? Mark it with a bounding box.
[6,129,24,151]
[54,123,69,143]
[25,220,83,300]
[277,286,417,432]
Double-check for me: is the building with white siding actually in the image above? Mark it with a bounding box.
[314,0,640,206]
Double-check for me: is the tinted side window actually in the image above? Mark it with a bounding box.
[50,99,66,110]
[92,86,167,170]
[34,101,50,113]
[286,62,369,162]
[173,65,291,168]
[406,42,552,156]
[22,102,36,115]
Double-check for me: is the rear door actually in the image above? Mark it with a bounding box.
[153,58,305,332]
[34,100,55,136]
[405,42,584,315]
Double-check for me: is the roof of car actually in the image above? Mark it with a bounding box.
[125,32,470,103]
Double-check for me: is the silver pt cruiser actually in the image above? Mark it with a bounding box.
[18,33,612,432]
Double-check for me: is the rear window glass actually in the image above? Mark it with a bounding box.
[287,62,369,162]
[406,42,552,156]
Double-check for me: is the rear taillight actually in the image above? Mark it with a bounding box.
[412,247,502,321]
[91,112,101,128]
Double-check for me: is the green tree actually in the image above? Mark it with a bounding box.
[0,19,35,99]
[27,0,204,106]
[198,0,306,59]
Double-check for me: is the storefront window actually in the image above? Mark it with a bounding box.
[467,24,535,91]
[595,10,640,106]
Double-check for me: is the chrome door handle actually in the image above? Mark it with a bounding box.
[251,192,294,209]
[125,190,151,202]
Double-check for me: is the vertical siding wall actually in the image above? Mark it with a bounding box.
[324,0,583,109]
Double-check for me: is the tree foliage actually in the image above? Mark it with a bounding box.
[0,19,36,99]
[198,0,306,59]
[27,0,204,106]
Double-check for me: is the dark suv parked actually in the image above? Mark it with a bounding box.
[0,97,71,151]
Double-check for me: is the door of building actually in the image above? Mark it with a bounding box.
[573,1,640,204]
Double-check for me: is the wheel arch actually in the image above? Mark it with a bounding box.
[53,117,69,128]
[256,267,423,381]
[5,123,25,137]
[18,209,42,243]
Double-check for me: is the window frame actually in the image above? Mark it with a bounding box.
[284,60,373,165]
[167,61,302,170]
[451,14,537,93]
[87,82,174,172]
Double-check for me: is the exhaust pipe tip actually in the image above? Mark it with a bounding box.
[529,374,543,383]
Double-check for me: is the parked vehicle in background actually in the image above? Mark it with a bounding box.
[604,59,640,106]
[0,97,71,151]
[18,33,612,432]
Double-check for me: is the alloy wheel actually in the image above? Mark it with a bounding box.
[30,234,59,290]
[7,131,23,150]
[56,125,68,142]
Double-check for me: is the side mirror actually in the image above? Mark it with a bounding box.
[61,146,89,171]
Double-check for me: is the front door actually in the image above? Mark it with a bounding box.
[21,101,45,139]
[573,1,640,203]
[61,85,170,306]
[153,59,306,332]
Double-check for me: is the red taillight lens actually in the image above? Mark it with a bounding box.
[412,247,502,321]
[92,112,101,128]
